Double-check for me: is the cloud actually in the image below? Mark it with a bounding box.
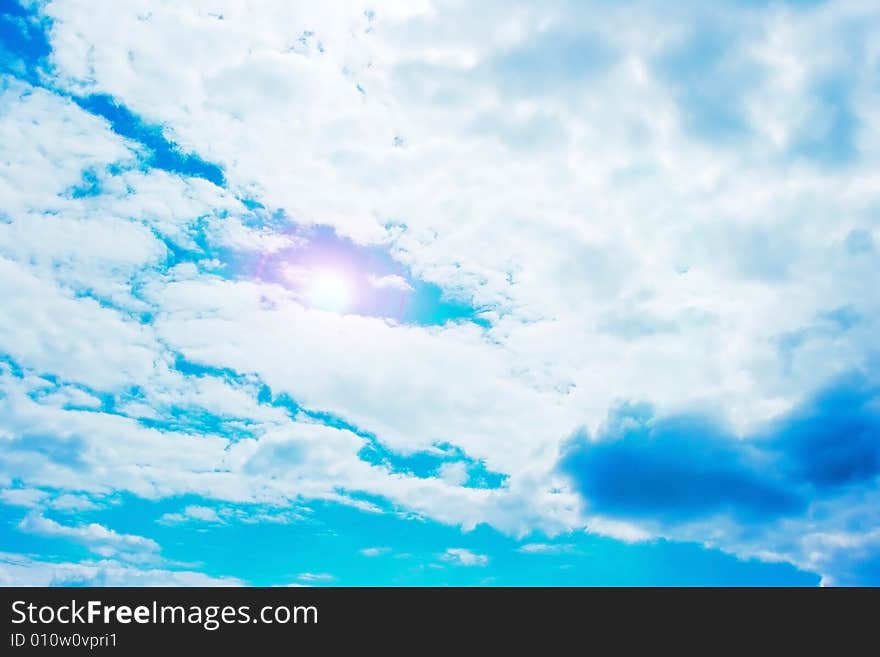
[158,505,223,525]
[562,376,880,522]
[297,572,335,582]
[0,552,242,586]
[769,379,880,489]
[0,488,101,511]
[0,0,879,584]
[517,543,576,555]
[437,461,469,486]
[359,547,391,557]
[367,274,413,292]
[0,487,47,508]
[440,548,489,567]
[561,374,880,580]
[49,494,101,512]
[18,513,160,560]
[562,408,803,522]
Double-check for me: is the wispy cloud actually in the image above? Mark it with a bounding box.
[359,547,391,557]
[18,514,159,560]
[297,572,335,583]
[158,505,224,525]
[440,548,489,567]
[517,543,577,555]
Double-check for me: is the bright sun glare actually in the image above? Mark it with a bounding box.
[306,270,352,313]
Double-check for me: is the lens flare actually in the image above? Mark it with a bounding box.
[306,270,352,312]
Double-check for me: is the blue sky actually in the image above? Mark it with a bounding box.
[0,0,878,586]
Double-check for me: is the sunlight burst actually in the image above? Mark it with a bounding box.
[306,270,352,313]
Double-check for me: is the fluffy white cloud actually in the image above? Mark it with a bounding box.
[35,0,880,432]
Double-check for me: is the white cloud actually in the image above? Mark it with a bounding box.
[584,518,652,544]
[49,494,102,512]
[359,546,391,557]
[0,0,877,584]
[18,513,160,560]
[367,274,413,292]
[158,505,223,525]
[0,488,47,509]
[182,505,222,522]
[297,572,335,582]
[441,548,489,567]
[0,552,242,586]
[35,386,103,410]
[0,488,102,512]
[437,461,468,486]
[517,543,576,555]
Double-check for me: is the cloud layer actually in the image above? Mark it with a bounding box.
[0,0,878,584]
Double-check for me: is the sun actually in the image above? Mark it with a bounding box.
[306,270,352,313]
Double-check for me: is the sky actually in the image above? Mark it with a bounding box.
[0,0,878,586]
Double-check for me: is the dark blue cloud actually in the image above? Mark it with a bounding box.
[562,403,802,521]
[561,375,880,524]
[768,380,880,489]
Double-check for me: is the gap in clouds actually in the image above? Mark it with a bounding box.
[0,1,51,83]
[72,94,227,187]
[247,222,490,326]
[175,356,507,489]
